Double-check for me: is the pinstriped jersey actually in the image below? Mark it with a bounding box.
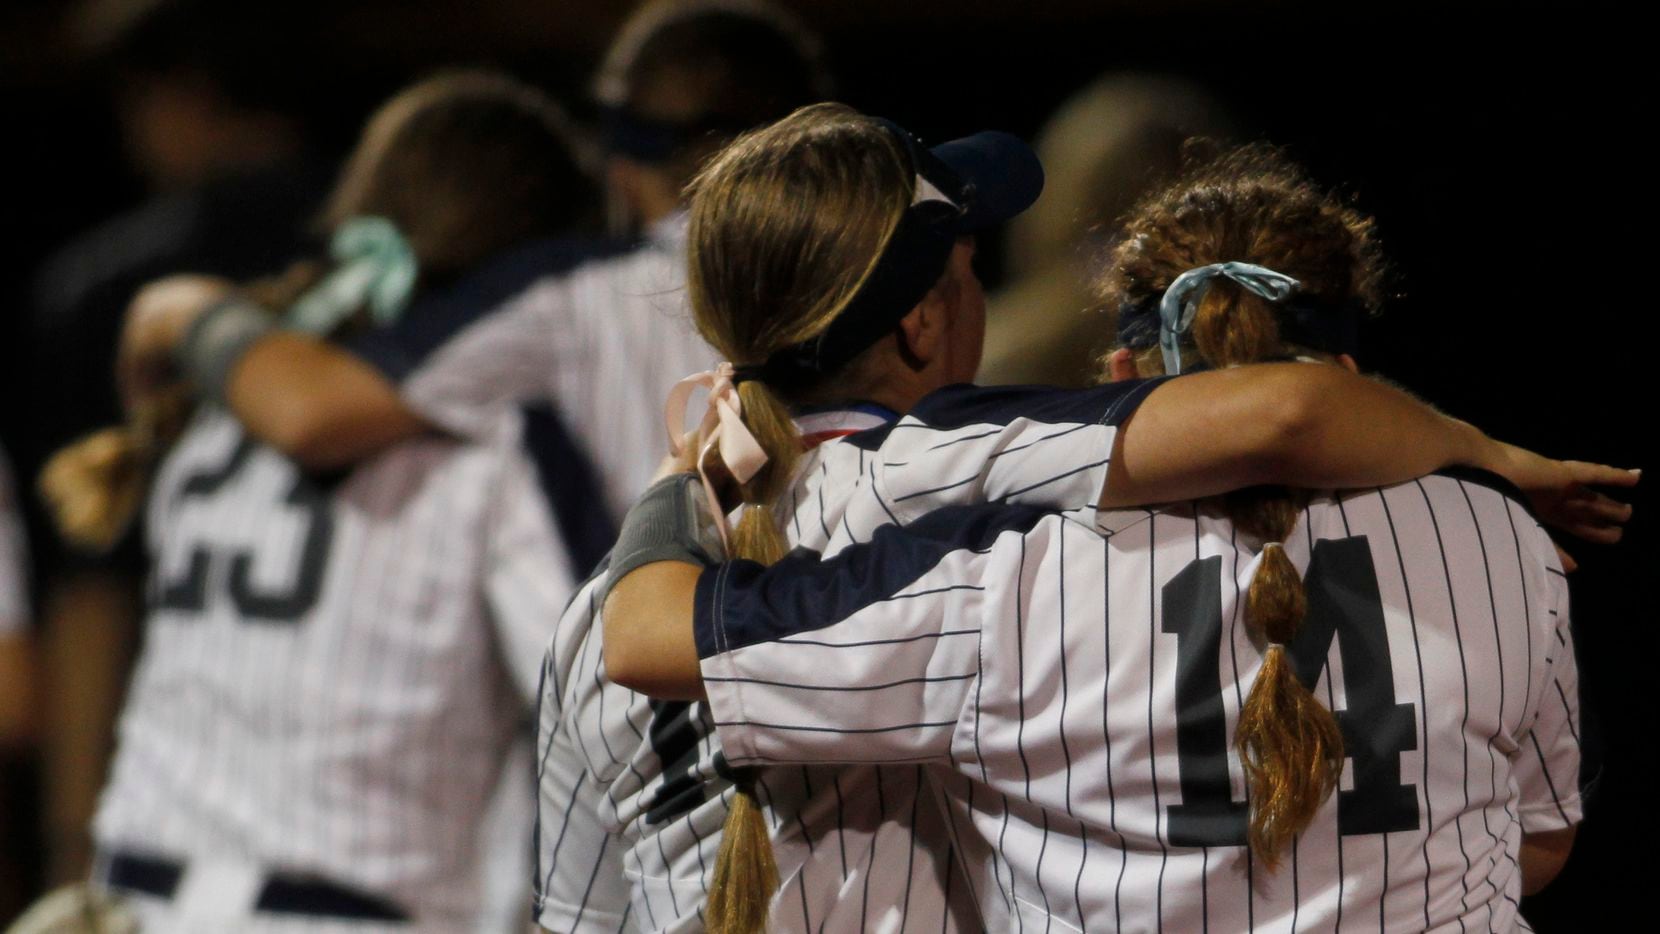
[536,379,1168,933]
[94,404,627,929]
[0,446,27,634]
[695,475,1580,933]
[348,214,718,522]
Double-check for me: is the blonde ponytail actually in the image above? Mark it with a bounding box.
[706,381,800,933]
[707,783,780,934]
[38,388,192,553]
[685,103,916,931]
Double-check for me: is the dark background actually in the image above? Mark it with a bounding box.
[0,0,1649,925]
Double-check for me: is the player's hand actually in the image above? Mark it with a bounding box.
[654,429,741,510]
[1495,442,1638,562]
[117,274,235,413]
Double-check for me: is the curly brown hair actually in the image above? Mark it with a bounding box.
[1098,142,1385,378]
[1096,143,1391,870]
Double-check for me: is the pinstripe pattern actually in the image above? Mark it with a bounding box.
[539,383,1162,932]
[94,406,611,930]
[387,214,718,522]
[698,475,1580,933]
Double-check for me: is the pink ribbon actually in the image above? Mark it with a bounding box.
[664,362,770,548]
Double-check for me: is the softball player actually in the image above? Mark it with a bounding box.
[77,73,632,931]
[602,144,1626,931]
[544,109,1622,933]
[119,0,830,524]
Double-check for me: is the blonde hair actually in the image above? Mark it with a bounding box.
[1100,144,1385,868]
[684,101,913,932]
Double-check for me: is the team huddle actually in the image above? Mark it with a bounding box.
[16,1,1635,932]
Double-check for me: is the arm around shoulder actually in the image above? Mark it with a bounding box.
[224,332,430,470]
[1102,362,1637,530]
[601,561,705,701]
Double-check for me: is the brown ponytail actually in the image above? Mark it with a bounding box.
[1099,144,1386,867]
[1228,492,1344,868]
[685,102,915,931]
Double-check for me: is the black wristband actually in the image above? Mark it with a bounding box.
[175,297,275,404]
[599,473,725,609]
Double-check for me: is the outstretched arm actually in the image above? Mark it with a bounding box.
[1104,363,1636,543]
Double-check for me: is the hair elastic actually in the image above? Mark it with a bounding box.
[286,216,419,335]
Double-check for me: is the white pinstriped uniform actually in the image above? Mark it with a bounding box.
[0,446,28,635]
[695,476,1581,933]
[536,380,1169,932]
[93,404,628,931]
[350,213,717,522]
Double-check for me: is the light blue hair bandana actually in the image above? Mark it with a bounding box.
[285,216,418,334]
[1158,261,1300,374]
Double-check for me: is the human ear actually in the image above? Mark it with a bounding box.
[1337,353,1360,374]
[896,292,946,367]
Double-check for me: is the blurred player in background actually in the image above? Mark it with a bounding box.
[603,144,1624,931]
[22,0,334,887]
[978,74,1231,387]
[18,71,622,932]
[117,0,829,518]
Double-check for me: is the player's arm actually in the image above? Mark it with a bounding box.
[603,560,703,700]
[1519,826,1577,895]
[604,483,995,769]
[223,333,426,470]
[1102,363,1636,543]
[118,275,428,470]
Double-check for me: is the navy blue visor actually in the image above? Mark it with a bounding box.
[734,119,1043,388]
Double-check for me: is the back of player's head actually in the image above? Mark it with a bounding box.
[1097,144,1386,868]
[687,102,917,520]
[1098,143,1385,379]
[682,101,910,932]
[321,71,593,282]
[595,0,831,186]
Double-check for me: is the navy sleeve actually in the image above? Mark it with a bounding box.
[693,502,1051,660]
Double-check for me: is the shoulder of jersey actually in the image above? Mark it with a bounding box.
[400,235,644,321]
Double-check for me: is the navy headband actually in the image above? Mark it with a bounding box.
[1117,265,1364,371]
[735,120,1039,389]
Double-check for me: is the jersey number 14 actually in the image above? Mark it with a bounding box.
[1162,535,1421,846]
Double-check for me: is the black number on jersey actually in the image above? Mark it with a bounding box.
[153,437,335,624]
[643,700,739,825]
[1164,535,1420,846]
